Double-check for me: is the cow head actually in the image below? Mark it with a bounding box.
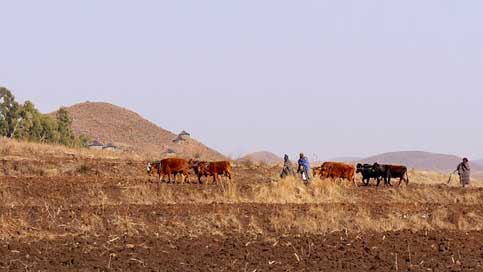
[319,164,330,178]
[356,163,362,173]
[146,162,159,176]
[312,167,322,177]
[372,163,384,174]
[195,161,208,175]
[189,159,200,168]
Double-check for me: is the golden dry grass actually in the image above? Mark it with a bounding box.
[0,138,142,161]
[1,139,483,240]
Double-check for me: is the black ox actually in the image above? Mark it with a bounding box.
[356,163,409,187]
[356,163,383,186]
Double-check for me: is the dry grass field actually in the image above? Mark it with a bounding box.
[1,140,483,271]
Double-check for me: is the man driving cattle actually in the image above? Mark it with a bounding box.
[297,153,311,184]
[455,158,471,188]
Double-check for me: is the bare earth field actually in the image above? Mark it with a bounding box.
[1,142,482,271]
[1,174,483,271]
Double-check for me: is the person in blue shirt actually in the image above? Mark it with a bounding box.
[297,153,311,184]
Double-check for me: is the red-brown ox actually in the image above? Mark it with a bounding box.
[147,158,190,184]
[195,161,232,185]
[312,166,322,177]
[147,161,161,176]
[319,162,356,185]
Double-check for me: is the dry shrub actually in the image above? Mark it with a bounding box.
[221,181,243,203]
[111,215,146,236]
[76,164,92,175]
[269,205,483,235]
[0,144,12,156]
[409,170,483,187]
[252,177,354,204]
[387,185,483,205]
[120,184,176,205]
[239,159,256,169]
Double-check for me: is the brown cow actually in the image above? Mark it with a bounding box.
[320,162,356,185]
[147,160,184,183]
[147,158,190,184]
[195,161,232,185]
[188,159,207,184]
[312,166,322,178]
[147,161,161,176]
[372,163,409,186]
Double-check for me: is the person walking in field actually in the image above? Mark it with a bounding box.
[297,153,311,184]
[454,158,471,188]
[280,154,296,179]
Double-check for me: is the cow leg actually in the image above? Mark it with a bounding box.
[184,171,190,184]
[376,178,381,187]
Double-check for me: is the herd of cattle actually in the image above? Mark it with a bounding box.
[146,158,409,187]
[313,162,409,186]
[146,158,232,185]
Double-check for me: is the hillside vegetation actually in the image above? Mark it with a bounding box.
[0,87,86,147]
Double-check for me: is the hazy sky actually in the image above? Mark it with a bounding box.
[1,1,483,160]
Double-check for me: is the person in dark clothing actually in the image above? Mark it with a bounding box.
[297,153,311,184]
[280,154,296,178]
[454,158,471,187]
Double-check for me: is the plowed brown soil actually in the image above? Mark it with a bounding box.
[1,164,483,271]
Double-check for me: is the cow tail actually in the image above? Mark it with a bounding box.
[405,169,410,185]
[157,162,162,181]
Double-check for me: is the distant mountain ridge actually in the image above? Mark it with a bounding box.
[328,157,362,163]
[358,151,483,172]
[53,102,225,160]
[474,159,483,167]
[240,151,282,165]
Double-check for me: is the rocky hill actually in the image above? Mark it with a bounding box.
[239,151,282,165]
[55,102,225,160]
[328,157,362,163]
[474,159,483,167]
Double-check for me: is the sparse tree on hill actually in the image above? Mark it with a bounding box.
[15,100,42,140]
[0,87,21,138]
[56,107,75,146]
[0,87,89,147]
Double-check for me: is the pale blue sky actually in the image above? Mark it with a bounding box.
[1,1,482,160]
